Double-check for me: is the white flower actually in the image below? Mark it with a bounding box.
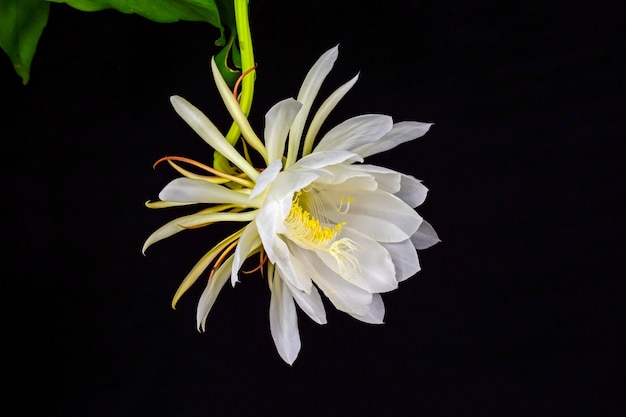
[144,45,439,365]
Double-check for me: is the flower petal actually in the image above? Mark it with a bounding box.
[316,227,397,293]
[196,255,234,331]
[313,114,393,154]
[322,189,422,242]
[346,164,403,192]
[272,236,313,293]
[301,251,372,316]
[264,98,303,163]
[351,121,433,158]
[286,45,339,167]
[396,174,429,208]
[231,220,262,286]
[381,239,420,282]
[292,150,362,171]
[350,293,385,324]
[210,58,268,162]
[410,219,441,250]
[170,95,259,181]
[249,159,282,200]
[269,267,301,365]
[142,213,198,253]
[302,73,359,156]
[174,229,243,308]
[284,279,327,325]
[159,177,255,206]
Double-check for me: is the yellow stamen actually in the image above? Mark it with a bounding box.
[285,191,360,279]
[286,196,343,247]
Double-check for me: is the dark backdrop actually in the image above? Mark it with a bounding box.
[2,1,624,416]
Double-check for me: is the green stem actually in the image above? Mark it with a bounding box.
[214,0,256,174]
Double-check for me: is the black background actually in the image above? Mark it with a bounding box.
[2,1,624,416]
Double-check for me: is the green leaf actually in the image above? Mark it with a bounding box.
[50,0,226,43]
[50,0,241,87]
[0,0,51,84]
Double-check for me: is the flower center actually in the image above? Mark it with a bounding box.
[285,192,343,247]
[285,191,360,278]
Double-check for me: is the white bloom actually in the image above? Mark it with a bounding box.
[144,45,439,365]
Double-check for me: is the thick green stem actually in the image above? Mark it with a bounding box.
[214,0,256,174]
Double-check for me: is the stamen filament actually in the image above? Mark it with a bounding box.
[154,156,255,188]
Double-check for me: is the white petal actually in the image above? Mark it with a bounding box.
[174,210,258,229]
[410,219,441,250]
[170,95,259,180]
[196,255,233,331]
[350,293,385,324]
[210,58,268,162]
[284,280,327,325]
[313,114,393,154]
[338,164,401,192]
[286,45,339,167]
[382,239,420,282]
[142,213,198,253]
[269,268,301,365]
[302,73,359,156]
[255,199,285,262]
[249,159,282,199]
[272,237,312,293]
[315,165,378,190]
[231,220,262,286]
[396,175,428,208]
[322,189,422,242]
[351,121,433,158]
[303,252,372,316]
[264,98,303,163]
[292,150,362,171]
[316,227,397,293]
[159,177,254,206]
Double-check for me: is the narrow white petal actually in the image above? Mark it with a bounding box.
[313,114,393,154]
[352,121,433,158]
[286,45,339,167]
[284,280,327,325]
[170,95,259,181]
[350,294,385,324]
[231,220,262,286]
[265,98,302,163]
[269,268,301,365]
[410,219,441,249]
[175,210,258,229]
[210,58,268,162]
[196,256,233,331]
[173,230,242,308]
[142,213,199,253]
[396,174,429,208]
[159,177,255,207]
[381,239,420,282]
[292,150,362,171]
[249,159,282,199]
[302,73,359,156]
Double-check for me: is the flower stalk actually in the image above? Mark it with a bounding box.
[214,0,257,173]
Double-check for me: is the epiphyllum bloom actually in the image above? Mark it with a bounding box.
[144,46,439,364]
